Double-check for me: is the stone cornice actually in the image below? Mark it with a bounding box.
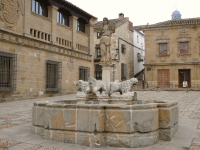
[144,62,200,66]
[0,29,92,62]
[139,18,200,31]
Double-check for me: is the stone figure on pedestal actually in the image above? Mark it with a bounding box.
[100,17,115,63]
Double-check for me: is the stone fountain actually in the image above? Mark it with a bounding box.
[32,17,179,148]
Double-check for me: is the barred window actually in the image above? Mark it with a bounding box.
[121,44,126,54]
[46,60,62,91]
[0,51,17,91]
[121,63,127,81]
[79,66,90,81]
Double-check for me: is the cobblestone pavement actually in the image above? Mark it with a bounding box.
[0,92,200,150]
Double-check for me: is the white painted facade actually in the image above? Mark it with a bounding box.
[133,30,145,76]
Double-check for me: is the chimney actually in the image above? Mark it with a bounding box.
[119,13,124,19]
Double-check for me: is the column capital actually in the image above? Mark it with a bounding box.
[48,5,58,11]
[69,16,78,20]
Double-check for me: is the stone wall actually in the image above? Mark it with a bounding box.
[0,0,96,102]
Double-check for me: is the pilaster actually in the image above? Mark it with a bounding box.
[85,19,95,55]
[69,16,78,50]
[48,6,58,44]
[23,0,31,36]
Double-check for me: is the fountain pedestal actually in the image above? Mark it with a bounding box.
[100,63,112,93]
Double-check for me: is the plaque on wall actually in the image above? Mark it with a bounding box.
[146,67,151,71]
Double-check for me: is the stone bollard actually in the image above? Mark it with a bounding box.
[156,85,159,92]
[186,85,189,93]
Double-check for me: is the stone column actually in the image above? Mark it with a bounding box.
[69,16,78,50]
[100,63,112,93]
[48,6,58,44]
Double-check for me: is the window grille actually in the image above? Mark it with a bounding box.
[46,60,62,91]
[0,51,17,91]
[79,66,90,81]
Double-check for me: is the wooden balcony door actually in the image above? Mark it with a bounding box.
[179,69,191,88]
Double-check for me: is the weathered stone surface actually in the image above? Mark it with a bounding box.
[106,109,131,133]
[132,108,159,133]
[90,108,105,132]
[63,108,77,131]
[36,106,45,126]
[64,132,77,144]
[32,126,45,136]
[49,108,64,129]
[159,105,179,129]
[32,106,36,125]
[77,108,90,132]
[52,131,64,142]
[106,133,132,148]
[77,132,90,146]
[90,133,105,147]
[159,123,179,141]
[132,131,159,148]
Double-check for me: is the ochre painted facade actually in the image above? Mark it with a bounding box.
[0,0,97,102]
[142,18,200,88]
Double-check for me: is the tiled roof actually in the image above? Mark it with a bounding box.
[135,17,200,30]
[94,18,129,30]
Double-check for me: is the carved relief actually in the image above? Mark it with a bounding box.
[193,46,197,53]
[178,28,190,38]
[160,57,166,62]
[171,59,176,63]
[150,60,156,63]
[157,30,168,39]
[68,57,74,71]
[0,0,24,30]
[181,56,187,62]
[193,58,198,62]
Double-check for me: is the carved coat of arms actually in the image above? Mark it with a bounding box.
[0,0,24,30]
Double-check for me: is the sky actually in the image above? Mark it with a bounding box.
[67,0,200,26]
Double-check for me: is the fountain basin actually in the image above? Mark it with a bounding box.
[32,99,178,148]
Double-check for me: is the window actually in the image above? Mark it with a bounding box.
[57,9,70,26]
[0,51,17,91]
[79,66,90,81]
[121,44,126,54]
[137,35,139,43]
[121,63,127,81]
[180,42,188,54]
[95,64,102,80]
[77,18,86,33]
[159,43,167,54]
[46,60,62,91]
[97,48,101,57]
[31,0,48,17]
[97,32,100,39]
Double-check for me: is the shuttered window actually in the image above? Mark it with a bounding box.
[79,66,90,81]
[121,63,127,81]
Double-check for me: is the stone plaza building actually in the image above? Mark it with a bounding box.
[0,0,97,102]
[94,13,135,81]
[141,10,200,88]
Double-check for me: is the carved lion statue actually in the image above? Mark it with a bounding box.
[110,78,138,95]
[88,77,107,93]
[76,80,90,93]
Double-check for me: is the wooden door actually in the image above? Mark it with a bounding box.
[179,69,191,88]
[157,69,170,88]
